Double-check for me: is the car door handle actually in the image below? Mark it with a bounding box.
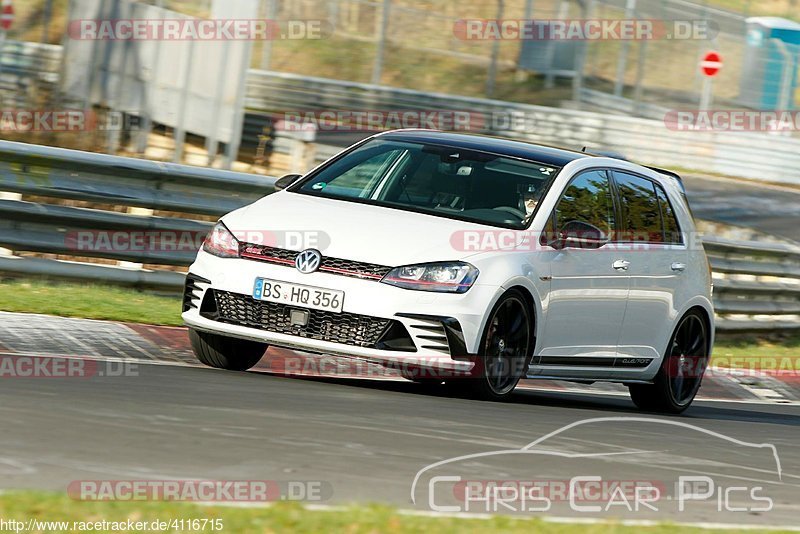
[613,260,630,271]
[671,262,687,272]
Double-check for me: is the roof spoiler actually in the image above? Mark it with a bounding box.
[644,165,686,194]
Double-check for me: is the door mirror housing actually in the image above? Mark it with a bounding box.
[550,234,610,250]
[548,221,610,250]
[274,173,302,191]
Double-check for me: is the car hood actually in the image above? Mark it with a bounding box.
[222,191,510,267]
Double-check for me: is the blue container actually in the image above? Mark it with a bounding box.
[739,17,800,110]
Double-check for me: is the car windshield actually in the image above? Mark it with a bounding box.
[294,139,560,229]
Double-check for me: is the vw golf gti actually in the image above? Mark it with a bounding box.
[183,130,714,413]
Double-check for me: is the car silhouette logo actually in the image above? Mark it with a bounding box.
[295,249,322,274]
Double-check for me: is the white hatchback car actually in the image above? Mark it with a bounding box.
[183,130,714,413]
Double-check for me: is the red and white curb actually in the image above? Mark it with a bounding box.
[0,312,797,404]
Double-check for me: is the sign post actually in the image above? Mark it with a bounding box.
[699,51,722,111]
[0,0,13,77]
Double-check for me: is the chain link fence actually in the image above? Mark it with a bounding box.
[264,0,799,114]
[6,0,798,113]
[581,0,800,117]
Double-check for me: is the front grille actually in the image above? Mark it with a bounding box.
[209,290,396,348]
[239,243,393,281]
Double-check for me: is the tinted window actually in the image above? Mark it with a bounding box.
[314,149,406,199]
[613,172,663,243]
[297,139,559,229]
[551,170,616,241]
[656,185,683,244]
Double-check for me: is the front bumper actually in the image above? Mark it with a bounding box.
[182,250,499,371]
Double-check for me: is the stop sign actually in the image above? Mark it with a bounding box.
[700,51,723,77]
[0,0,13,31]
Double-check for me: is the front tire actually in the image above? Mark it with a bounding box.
[189,329,268,371]
[629,310,710,414]
[465,290,533,401]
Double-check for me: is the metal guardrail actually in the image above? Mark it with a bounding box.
[0,140,275,290]
[0,140,798,331]
[4,41,800,187]
[0,140,276,216]
[703,237,800,331]
[0,41,62,108]
[245,70,800,187]
[0,198,209,266]
[0,41,62,79]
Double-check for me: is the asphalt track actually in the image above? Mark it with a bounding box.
[1,349,799,528]
[683,174,800,243]
[0,176,798,528]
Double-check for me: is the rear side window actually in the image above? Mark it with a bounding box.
[612,171,663,243]
[655,185,683,244]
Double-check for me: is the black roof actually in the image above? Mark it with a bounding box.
[378,130,590,168]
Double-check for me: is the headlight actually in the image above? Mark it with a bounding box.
[381,262,479,293]
[202,222,239,258]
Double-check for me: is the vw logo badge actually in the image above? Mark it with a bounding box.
[295,249,322,274]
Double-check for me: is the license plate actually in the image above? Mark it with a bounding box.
[253,278,344,313]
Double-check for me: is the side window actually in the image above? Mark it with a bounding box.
[550,170,616,242]
[655,185,683,244]
[613,171,663,243]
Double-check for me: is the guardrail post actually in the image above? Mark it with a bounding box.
[632,40,648,115]
[613,0,637,97]
[0,191,20,257]
[42,0,54,43]
[486,0,504,97]
[173,39,196,164]
[371,0,391,85]
[260,0,278,71]
[223,31,255,170]
[117,206,154,271]
[274,122,318,174]
[206,39,232,166]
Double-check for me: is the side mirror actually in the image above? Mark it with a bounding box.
[548,221,610,250]
[274,173,302,191]
[551,235,609,250]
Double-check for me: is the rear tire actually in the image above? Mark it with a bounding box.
[189,329,268,371]
[629,310,710,414]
